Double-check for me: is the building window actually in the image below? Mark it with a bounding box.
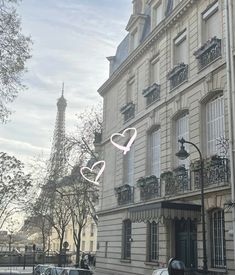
[150,58,160,85]
[122,219,132,260]
[174,30,187,65]
[105,241,108,258]
[210,208,226,268]
[90,223,94,237]
[147,221,159,262]
[152,1,163,28]
[150,129,161,177]
[176,113,189,168]
[206,94,225,156]
[123,145,135,186]
[202,1,220,42]
[89,241,93,252]
[82,241,85,251]
[127,79,134,103]
[131,29,138,51]
[82,227,86,236]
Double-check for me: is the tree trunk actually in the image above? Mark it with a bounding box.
[76,228,82,266]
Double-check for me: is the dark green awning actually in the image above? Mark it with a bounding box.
[128,201,201,222]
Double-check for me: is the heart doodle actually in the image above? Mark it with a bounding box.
[80,160,106,185]
[110,127,137,155]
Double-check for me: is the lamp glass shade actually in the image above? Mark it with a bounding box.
[175,145,190,160]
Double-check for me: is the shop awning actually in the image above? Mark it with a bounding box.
[128,201,201,223]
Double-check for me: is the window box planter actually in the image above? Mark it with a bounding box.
[194,37,221,70]
[142,83,160,106]
[137,175,160,200]
[120,102,135,122]
[167,63,188,90]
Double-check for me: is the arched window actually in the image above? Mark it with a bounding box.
[206,94,225,156]
[123,145,135,186]
[150,128,161,177]
[210,208,226,268]
[122,219,132,260]
[175,112,189,168]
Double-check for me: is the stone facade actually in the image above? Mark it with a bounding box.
[96,0,235,274]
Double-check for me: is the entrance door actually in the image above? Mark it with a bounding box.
[175,218,197,268]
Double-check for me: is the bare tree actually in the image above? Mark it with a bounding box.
[0,0,32,123]
[0,152,32,229]
[64,105,102,266]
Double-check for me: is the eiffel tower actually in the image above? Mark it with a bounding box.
[47,83,67,183]
[20,84,68,242]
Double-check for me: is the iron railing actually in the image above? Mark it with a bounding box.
[115,184,134,205]
[194,37,221,70]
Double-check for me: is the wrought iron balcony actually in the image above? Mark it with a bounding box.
[161,167,191,196]
[194,37,221,70]
[137,175,161,200]
[114,184,134,205]
[192,156,230,189]
[120,102,135,122]
[167,63,188,90]
[142,83,160,106]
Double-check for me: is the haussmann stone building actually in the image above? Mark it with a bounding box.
[95,0,235,274]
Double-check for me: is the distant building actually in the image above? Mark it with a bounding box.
[96,0,235,274]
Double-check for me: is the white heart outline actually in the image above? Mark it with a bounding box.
[80,160,106,186]
[110,127,137,155]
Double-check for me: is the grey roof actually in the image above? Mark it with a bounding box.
[110,34,129,75]
[109,0,174,75]
[110,5,151,75]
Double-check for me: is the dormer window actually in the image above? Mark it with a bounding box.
[152,0,163,28]
[131,29,138,51]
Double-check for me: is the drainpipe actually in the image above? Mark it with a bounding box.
[225,0,235,265]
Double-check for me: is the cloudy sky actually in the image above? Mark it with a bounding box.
[0,0,132,165]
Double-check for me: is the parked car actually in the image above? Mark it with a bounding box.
[152,268,168,275]
[43,267,64,275]
[35,264,53,275]
[60,268,93,275]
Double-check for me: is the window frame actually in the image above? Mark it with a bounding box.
[173,29,187,65]
[123,144,135,186]
[152,0,164,28]
[210,208,226,268]
[147,221,159,262]
[205,94,225,156]
[122,219,132,260]
[175,112,189,168]
[148,128,161,177]
[201,1,220,43]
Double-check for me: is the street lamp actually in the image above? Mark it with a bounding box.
[176,138,208,274]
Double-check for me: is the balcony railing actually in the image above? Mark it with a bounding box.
[120,102,135,123]
[192,157,230,189]
[137,175,161,200]
[142,83,160,106]
[114,184,134,205]
[162,167,191,196]
[167,63,188,90]
[194,37,221,70]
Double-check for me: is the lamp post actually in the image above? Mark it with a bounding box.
[176,138,208,274]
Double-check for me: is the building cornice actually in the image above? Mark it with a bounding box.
[98,0,196,96]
